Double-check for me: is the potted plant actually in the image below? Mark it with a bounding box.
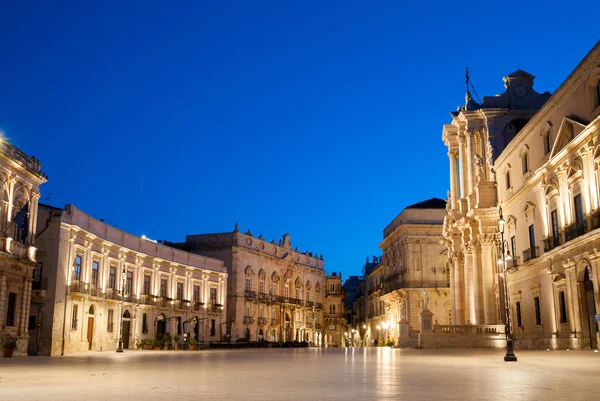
[1,333,18,358]
[164,333,171,350]
[174,335,180,350]
[154,336,164,350]
[188,336,197,351]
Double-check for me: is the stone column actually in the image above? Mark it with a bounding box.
[0,275,7,329]
[30,190,41,244]
[471,241,484,325]
[480,236,497,324]
[7,176,16,224]
[453,253,465,325]
[463,246,474,324]
[466,130,475,195]
[448,150,459,209]
[448,260,456,324]
[458,134,467,199]
[565,266,581,334]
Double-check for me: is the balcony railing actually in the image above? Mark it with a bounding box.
[105,288,121,301]
[243,316,254,324]
[257,317,268,326]
[543,235,561,253]
[523,246,539,263]
[326,291,343,296]
[434,324,505,336]
[565,222,586,243]
[69,281,90,294]
[209,304,223,313]
[271,318,280,326]
[591,209,600,231]
[315,303,324,310]
[305,301,314,308]
[89,286,103,297]
[245,290,257,299]
[177,300,191,310]
[193,302,204,311]
[139,295,156,306]
[258,292,271,302]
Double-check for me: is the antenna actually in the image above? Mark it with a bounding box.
[465,67,482,103]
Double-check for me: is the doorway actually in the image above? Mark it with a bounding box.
[582,266,598,349]
[87,305,95,350]
[122,310,131,349]
[156,313,166,337]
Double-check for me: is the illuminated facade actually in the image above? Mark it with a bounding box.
[0,136,46,355]
[443,40,600,349]
[32,204,227,356]
[177,228,327,345]
[367,199,450,346]
[324,272,345,347]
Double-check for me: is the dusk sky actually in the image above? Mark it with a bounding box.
[1,1,598,277]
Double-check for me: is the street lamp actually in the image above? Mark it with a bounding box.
[116,268,126,353]
[498,206,518,362]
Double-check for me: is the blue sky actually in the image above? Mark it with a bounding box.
[1,1,598,277]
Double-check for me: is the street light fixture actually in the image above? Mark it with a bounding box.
[498,206,517,362]
[116,268,126,353]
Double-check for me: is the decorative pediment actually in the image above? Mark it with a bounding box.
[258,269,266,280]
[543,176,560,197]
[523,201,536,220]
[305,281,311,290]
[294,277,302,288]
[271,271,280,284]
[315,282,321,293]
[550,116,589,158]
[506,215,517,229]
[566,158,584,180]
[245,265,254,276]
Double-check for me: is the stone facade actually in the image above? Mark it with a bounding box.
[32,204,227,356]
[174,228,329,346]
[0,136,46,354]
[442,40,600,349]
[365,199,450,347]
[324,273,346,347]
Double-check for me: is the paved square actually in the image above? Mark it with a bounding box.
[1,348,599,400]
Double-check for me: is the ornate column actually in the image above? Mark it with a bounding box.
[558,166,571,227]
[0,275,7,329]
[453,252,465,325]
[457,134,467,199]
[448,260,456,324]
[564,265,581,334]
[480,235,497,324]
[6,176,16,223]
[29,190,41,244]
[584,144,598,211]
[448,150,459,209]
[466,130,475,195]
[463,243,474,324]
[471,240,484,325]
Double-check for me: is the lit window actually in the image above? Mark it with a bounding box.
[91,261,99,288]
[259,280,265,294]
[245,277,251,291]
[73,255,82,281]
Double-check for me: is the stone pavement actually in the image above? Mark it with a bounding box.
[1,348,599,401]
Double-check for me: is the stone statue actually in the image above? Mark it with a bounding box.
[234,222,239,232]
[399,300,407,320]
[421,289,429,310]
[474,153,484,182]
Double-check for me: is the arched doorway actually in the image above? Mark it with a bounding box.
[122,310,131,349]
[258,329,264,341]
[284,313,291,342]
[581,265,598,349]
[245,328,250,341]
[156,313,166,337]
[87,305,95,350]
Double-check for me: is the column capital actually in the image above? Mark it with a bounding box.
[479,233,497,247]
[457,133,467,144]
[448,150,459,160]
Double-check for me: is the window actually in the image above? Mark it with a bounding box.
[272,309,277,319]
[177,316,182,335]
[143,275,151,295]
[126,271,133,295]
[284,285,289,298]
[176,282,183,300]
[544,132,551,155]
[506,172,511,189]
[510,236,517,260]
[109,267,116,289]
[516,302,522,328]
[6,292,17,326]
[28,315,36,331]
[330,283,335,293]
[259,307,264,318]
[91,261,99,287]
[160,279,167,297]
[534,296,542,325]
[259,280,265,294]
[245,305,250,316]
[574,194,584,226]
[210,287,217,304]
[142,313,148,334]
[330,304,336,314]
[522,153,529,174]
[32,263,43,290]
[306,291,310,303]
[245,277,251,291]
[559,291,568,323]
[295,288,300,299]
[73,255,82,281]
[551,210,559,240]
[107,309,114,332]
[72,304,78,330]
[210,319,216,336]
[529,225,536,257]
[193,285,200,303]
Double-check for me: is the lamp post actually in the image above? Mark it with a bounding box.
[116,268,126,353]
[498,206,518,362]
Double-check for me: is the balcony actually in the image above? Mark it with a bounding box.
[315,303,324,310]
[282,297,303,306]
[327,291,343,296]
[591,209,600,230]
[305,301,314,308]
[245,290,257,300]
[105,288,121,301]
[193,302,204,311]
[565,222,586,243]
[89,286,103,297]
[305,322,313,329]
[139,295,156,306]
[271,318,280,326]
[0,237,36,262]
[69,281,90,295]
[523,246,539,263]
[258,292,270,302]
[543,235,561,253]
[209,304,223,314]
[177,300,191,310]
[257,317,268,326]
[243,316,254,324]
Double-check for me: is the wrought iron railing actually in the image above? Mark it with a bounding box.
[305,301,314,308]
[257,317,268,326]
[69,281,89,294]
[245,290,257,299]
[543,235,561,252]
[243,316,254,324]
[315,303,324,310]
[209,304,223,313]
[258,292,270,302]
[523,246,539,263]
[565,222,585,243]
[271,318,280,326]
[193,302,204,311]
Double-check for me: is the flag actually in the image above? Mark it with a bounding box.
[13,202,29,244]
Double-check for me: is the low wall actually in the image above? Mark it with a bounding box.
[419,324,507,349]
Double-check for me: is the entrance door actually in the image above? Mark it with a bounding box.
[87,317,94,350]
[583,267,598,349]
[122,320,131,349]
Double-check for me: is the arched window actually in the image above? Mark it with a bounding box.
[596,80,600,107]
[506,171,511,190]
[522,153,529,174]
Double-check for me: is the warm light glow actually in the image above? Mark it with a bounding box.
[497,258,503,266]
[376,325,381,330]
[506,253,513,262]
[362,325,366,329]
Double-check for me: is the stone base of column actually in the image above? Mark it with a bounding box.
[475,182,497,208]
[418,310,435,349]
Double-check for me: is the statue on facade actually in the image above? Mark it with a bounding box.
[421,289,430,310]
[399,300,407,321]
[474,153,484,182]
[234,222,239,232]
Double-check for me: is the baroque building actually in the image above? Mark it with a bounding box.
[443,40,600,349]
[367,198,450,346]
[171,227,329,346]
[0,136,46,354]
[32,204,227,356]
[324,272,346,347]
